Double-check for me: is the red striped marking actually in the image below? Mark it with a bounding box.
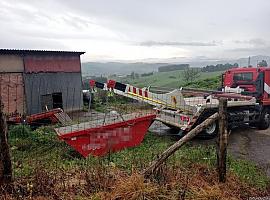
[133,87,137,94]
[180,116,190,123]
[139,89,142,96]
[144,91,148,97]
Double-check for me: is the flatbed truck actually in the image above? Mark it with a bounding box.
[90,66,270,136]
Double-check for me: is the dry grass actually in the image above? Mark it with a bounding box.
[4,128,270,200]
[1,162,269,200]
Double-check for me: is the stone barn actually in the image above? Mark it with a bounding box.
[0,49,85,116]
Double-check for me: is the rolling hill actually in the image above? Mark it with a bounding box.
[82,55,270,77]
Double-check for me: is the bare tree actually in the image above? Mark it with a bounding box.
[258,60,268,67]
[0,99,12,186]
[183,68,201,83]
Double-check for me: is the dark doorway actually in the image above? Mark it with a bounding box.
[52,92,63,109]
[41,94,53,111]
[41,92,63,111]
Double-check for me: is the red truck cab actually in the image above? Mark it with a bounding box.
[224,67,270,106]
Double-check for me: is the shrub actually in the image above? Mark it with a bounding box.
[8,125,62,150]
[32,126,61,147]
[9,125,32,139]
[9,125,33,150]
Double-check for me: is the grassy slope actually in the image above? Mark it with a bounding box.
[119,70,223,88]
[8,126,269,199]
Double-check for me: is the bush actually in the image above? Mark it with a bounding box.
[32,126,61,147]
[8,125,63,150]
[183,75,221,90]
[9,125,32,139]
[9,125,33,150]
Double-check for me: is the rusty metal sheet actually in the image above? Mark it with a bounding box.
[24,55,81,73]
[0,55,24,72]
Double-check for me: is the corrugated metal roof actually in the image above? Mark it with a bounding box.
[0,49,85,55]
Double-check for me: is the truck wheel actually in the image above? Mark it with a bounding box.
[257,108,270,130]
[203,121,218,137]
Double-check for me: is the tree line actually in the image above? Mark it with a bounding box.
[201,63,239,72]
[158,64,189,72]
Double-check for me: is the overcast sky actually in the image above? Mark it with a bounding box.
[1,0,270,62]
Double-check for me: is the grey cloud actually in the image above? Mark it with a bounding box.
[1,0,270,61]
[234,38,268,46]
[0,33,67,50]
[139,41,218,47]
[227,45,270,59]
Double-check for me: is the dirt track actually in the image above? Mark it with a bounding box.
[150,122,270,176]
[227,127,270,176]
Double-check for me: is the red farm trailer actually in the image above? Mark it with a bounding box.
[8,108,71,126]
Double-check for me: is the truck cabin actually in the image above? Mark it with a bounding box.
[223,67,270,104]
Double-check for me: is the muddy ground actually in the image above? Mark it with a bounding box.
[150,122,270,177]
[227,127,270,176]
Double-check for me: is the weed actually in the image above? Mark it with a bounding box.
[4,126,270,199]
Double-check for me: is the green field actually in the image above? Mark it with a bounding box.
[118,70,223,88]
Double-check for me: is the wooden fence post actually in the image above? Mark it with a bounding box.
[143,112,219,177]
[217,98,228,183]
[0,99,12,186]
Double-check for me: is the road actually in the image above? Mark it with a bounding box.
[227,127,270,177]
[149,122,270,176]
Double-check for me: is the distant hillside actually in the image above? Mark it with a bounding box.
[118,69,223,88]
[81,55,270,77]
[188,55,270,68]
[81,62,167,76]
[158,64,189,72]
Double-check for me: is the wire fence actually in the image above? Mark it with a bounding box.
[0,74,264,199]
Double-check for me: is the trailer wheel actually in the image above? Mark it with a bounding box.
[257,108,270,130]
[203,121,218,136]
[195,110,219,138]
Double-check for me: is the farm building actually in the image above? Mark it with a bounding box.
[0,49,85,116]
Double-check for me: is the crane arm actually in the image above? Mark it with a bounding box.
[90,79,196,114]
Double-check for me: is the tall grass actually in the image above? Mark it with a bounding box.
[4,125,269,199]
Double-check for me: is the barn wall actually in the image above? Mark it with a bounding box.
[0,73,25,115]
[24,55,81,73]
[0,55,24,72]
[24,72,83,114]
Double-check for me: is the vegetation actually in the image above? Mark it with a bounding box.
[258,60,268,67]
[202,63,238,72]
[4,65,270,199]
[184,75,222,90]
[82,62,164,77]
[119,69,223,89]
[182,68,201,83]
[158,64,189,72]
[141,72,154,77]
[3,125,269,199]
[128,71,140,79]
